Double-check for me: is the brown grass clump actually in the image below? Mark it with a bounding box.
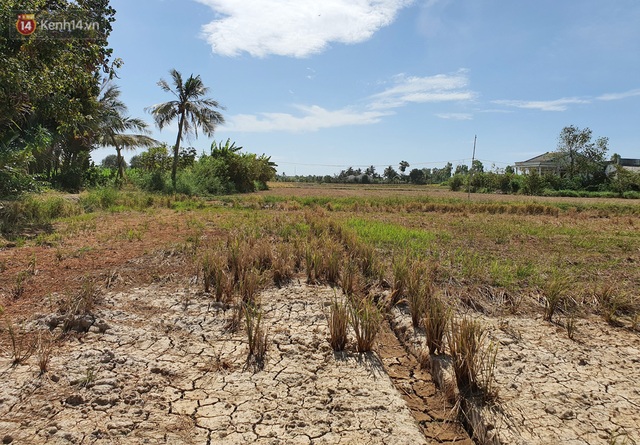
[253,240,273,272]
[448,317,498,402]
[327,296,349,351]
[272,244,294,287]
[349,295,382,353]
[36,330,54,374]
[390,254,410,307]
[592,282,637,326]
[60,278,100,332]
[11,271,28,299]
[541,272,570,322]
[201,252,216,294]
[324,248,341,287]
[244,303,268,370]
[406,261,432,328]
[6,322,35,365]
[304,243,319,284]
[424,294,451,355]
[226,235,252,284]
[341,259,358,296]
[239,267,261,306]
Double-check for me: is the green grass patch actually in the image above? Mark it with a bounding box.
[346,217,438,253]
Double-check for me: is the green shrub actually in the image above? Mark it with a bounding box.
[449,175,464,192]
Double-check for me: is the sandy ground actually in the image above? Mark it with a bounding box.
[0,283,470,444]
[390,304,640,445]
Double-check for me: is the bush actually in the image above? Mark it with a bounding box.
[449,175,464,192]
[127,169,169,193]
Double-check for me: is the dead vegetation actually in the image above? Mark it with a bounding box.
[1,184,640,444]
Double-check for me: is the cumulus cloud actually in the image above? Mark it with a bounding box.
[597,89,640,101]
[196,0,414,57]
[368,71,475,109]
[222,105,392,132]
[492,97,590,112]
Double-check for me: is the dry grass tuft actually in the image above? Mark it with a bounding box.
[324,248,341,287]
[201,252,216,294]
[327,295,349,351]
[244,303,268,370]
[253,240,273,272]
[542,272,570,322]
[448,317,498,403]
[11,271,28,299]
[272,244,294,287]
[304,243,318,284]
[424,293,451,355]
[406,261,432,328]
[239,267,261,306]
[36,330,54,374]
[60,278,99,332]
[341,259,358,296]
[6,322,36,365]
[390,254,410,307]
[349,295,382,353]
[593,282,637,325]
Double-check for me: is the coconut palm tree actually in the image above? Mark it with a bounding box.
[96,83,157,179]
[146,69,225,189]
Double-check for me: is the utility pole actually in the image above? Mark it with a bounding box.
[467,135,477,200]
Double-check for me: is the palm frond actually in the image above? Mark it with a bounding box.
[111,134,158,150]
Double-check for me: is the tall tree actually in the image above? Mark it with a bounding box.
[383,166,398,182]
[1,0,116,191]
[146,69,225,188]
[556,125,608,181]
[96,83,157,179]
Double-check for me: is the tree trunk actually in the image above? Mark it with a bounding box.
[172,112,186,190]
[116,146,124,180]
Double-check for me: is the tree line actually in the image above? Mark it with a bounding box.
[0,1,276,198]
[278,126,640,198]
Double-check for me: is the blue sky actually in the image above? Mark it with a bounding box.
[94,0,640,175]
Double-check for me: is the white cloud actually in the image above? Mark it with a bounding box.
[597,89,640,101]
[436,112,473,120]
[196,0,414,57]
[492,97,590,112]
[368,71,475,109]
[222,105,392,133]
[223,70,474,133]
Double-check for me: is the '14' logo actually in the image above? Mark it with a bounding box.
[16,14,36,36]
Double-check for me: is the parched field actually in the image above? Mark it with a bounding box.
[1,183,639,444]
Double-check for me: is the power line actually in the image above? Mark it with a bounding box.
[276,158,514,169]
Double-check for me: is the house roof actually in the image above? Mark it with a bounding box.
[620,158,640,167]
[515,152,562,166]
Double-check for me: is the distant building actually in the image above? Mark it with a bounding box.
[516,152,640,177]
[514,152,563,175]
[605,158,640,175]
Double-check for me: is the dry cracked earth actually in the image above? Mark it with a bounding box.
[0,283,471,444]
[391,305,640,445]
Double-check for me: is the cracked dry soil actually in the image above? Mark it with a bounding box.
[391,306,640,445]
[0,283,470,444]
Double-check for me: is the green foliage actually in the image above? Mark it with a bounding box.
[408,168,425,184]
[146,69,225,189]
[383,165,398,182]
[609,166,640,195]
[95,82,157,179]
[0,193,82,233]
[522,170,545,195]
[556,125,609,183]
[192,139,277,194]
[449,174,464,192]
[0,1,116,191]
